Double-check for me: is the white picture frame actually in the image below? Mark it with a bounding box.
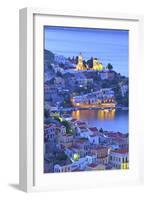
[19,7,144,192]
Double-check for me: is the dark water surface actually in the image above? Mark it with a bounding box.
[72,109,128,134]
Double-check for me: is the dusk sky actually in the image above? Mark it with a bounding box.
[44,26,129,77]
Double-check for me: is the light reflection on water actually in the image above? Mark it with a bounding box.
[71,109,128,134]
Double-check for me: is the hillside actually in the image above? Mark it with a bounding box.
[44,49,55,64]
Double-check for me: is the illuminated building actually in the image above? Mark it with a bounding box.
[54,155,98,172]
[109,148,129,169]
[71,89,116,108]
[76,53,104,71]
[93,58,103,71]
[76,53,87,70]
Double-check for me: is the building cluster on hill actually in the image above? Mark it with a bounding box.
[71,88,116,108]
[44,116,129,173]
[44,50,129,173]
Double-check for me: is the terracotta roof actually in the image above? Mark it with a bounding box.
[75,138,88,144]
[70,119,77,122]
[92,146,108,151]
[88,163,98,168]
[67,145,78,150]
[44,124,55,128]
[105,132,127,138]
[112,148,128,154]
[77,121,86,125]
[89,127,99,132]
[113,138,126,143]
[97,155,108,159]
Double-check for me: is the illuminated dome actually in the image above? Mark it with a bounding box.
[93,58,103,71]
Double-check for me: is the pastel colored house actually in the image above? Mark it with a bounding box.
[109,148,129,169]
[59,133,74,149]
[91,146,109,165]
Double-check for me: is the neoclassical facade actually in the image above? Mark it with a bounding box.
[76,53,103,71]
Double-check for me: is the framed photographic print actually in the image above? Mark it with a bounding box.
[19,8,144,192]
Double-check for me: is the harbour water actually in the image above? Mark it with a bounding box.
[71,109,128,134]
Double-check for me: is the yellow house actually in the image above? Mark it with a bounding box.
[109,149,129,169]
[121,162,129,169]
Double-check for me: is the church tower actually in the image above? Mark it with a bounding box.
[76,53,85,70]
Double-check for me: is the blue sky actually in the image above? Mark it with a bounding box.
[44,26,129,77]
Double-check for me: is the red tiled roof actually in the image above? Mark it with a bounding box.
[44,124,55,128]
[77,121,86,125]
[97,155,108,159]
[113,138,125,143]
[88,163,98,168]
[76,120,84,123]
[112,148,128,154]
[71,119,77,122]
[70,145,78,149]
[75,139,88,144]
[105,132,127,138]
[92,146,108,151]
[89,127,98,132]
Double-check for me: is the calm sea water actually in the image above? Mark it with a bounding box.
[72,109,128,134]
[45,27,129,77]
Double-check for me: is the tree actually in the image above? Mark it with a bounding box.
[122,91,129,107]
[56,152,68,161]
[59,63,65,69]
[99,128,103,133]
[54,116,61,122]
[56,71,62,77]
[107,63,113,70]
[87,57,93,69]
[83,60,87,69]
[72,56,75,63]
[61,120,75,135]
[68,56,71,61]
[75,56,79,64]
[44,108,50,118]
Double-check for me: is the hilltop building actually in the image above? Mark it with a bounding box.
[76,53,87,70]
[76,53,104,71]
[93,58,103,71]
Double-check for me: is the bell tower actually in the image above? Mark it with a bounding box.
[76,53,84,70]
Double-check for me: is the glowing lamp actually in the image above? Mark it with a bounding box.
[73,153,80,161]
